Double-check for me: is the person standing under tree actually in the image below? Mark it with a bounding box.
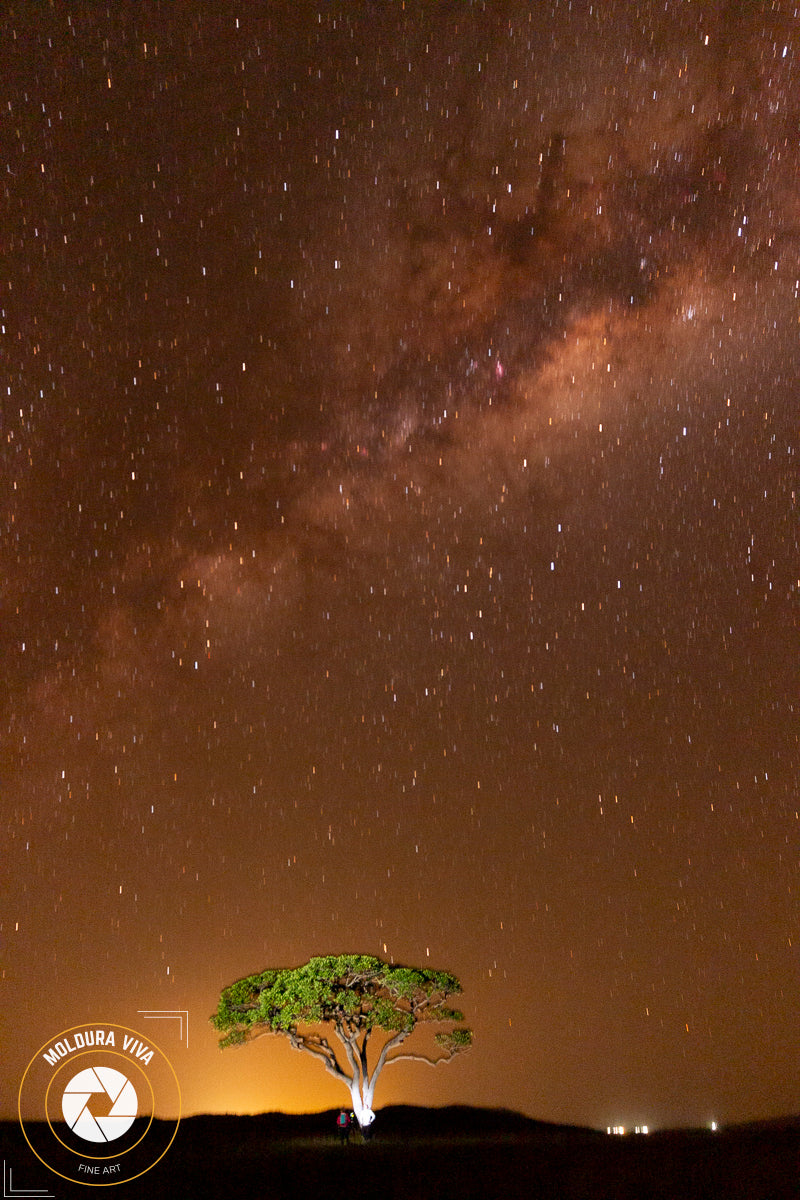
[336,1109,352,1144]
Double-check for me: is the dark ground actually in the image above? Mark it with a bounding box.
[4,1107,799,1199]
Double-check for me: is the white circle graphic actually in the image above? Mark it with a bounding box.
[61,1066,138,1143]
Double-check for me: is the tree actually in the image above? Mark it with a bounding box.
[211,953,472,1132]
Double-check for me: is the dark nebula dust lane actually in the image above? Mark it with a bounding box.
[3,2,799,1130]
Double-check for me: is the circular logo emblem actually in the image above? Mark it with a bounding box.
[62,1066,138,1143]
[18,1024,180,1186]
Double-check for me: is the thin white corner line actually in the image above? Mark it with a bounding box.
[3,1161,54,1198]
[136,1009,189,1047]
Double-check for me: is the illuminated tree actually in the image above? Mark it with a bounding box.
[211,953,472,1132]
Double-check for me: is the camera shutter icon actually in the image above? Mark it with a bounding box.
[61,1066,138,1142]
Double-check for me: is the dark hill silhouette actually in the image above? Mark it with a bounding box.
[3,1106,798,1199]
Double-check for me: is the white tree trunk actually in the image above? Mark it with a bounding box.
[348,1080,376,1130]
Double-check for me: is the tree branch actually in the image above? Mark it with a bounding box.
[288,1032,350,1082]
[382,1048,461,1068]
[334,1023,364,1089]
[359,1027,370,1087]
[365,1027,408,1091]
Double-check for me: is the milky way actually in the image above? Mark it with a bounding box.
[4,2,799,1130]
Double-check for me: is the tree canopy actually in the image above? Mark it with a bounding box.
[211,953,472,1130]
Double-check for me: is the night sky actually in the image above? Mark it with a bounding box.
[4,1,799,1132]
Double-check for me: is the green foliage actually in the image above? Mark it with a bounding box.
[211,952,471,1055]
[435,1028,474,1049]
